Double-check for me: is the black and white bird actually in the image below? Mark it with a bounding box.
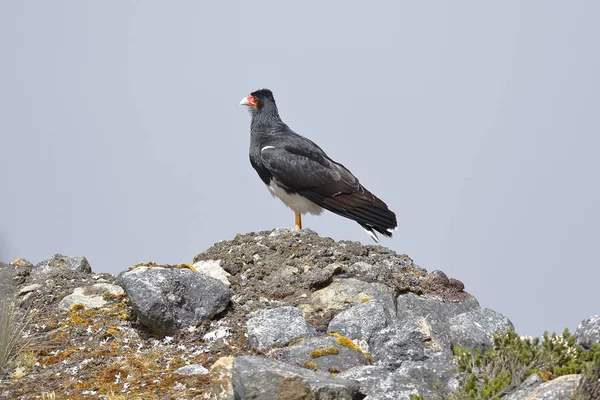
[240,89,397,242]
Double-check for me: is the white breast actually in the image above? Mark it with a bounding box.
[266,180,323,215]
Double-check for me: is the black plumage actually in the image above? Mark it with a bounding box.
[240,88,398,242]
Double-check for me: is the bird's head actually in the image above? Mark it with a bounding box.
[240,89,277,115]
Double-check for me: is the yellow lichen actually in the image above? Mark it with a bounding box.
[361,297,372,303]
[364,353,372,363]
[309,347,340,358]
[303,361,317,370]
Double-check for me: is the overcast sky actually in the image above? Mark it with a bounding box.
[1,1,598,337]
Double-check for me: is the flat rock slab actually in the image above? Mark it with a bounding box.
[273,335,370,373]
[231,355,363,400]
[118,266,231,335]
[449,307,514,351]
[246,306,316,351]
[58,283,124,310]
[174,364,209,376]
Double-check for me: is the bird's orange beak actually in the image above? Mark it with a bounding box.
[240,95,258,107]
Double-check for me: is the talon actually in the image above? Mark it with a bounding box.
[177,263,197,272]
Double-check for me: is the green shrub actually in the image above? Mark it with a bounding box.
[450,329,600,400]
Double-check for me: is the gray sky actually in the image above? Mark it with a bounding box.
[1,1,598,337]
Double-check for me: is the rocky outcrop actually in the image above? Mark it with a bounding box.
[1,228,598,400]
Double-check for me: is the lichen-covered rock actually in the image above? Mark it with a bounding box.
[506,374,581,400]
[449,307,514,350]
[230,355,363,400]
[58,283,124,310]
[31,254,91,278]
[272,335,370,373]
[575,314,600,350]
[328,299,392,341]
[118,266,231,335]
[246,306,316,351]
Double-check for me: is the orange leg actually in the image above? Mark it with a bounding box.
[295,213,302,230]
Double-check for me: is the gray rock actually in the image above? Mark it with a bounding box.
[58,283,124,310]
[31,254,91,278]
[364,355,456,400]
[506,374,580,400]
[118,266,231,335]
[575,314,600,350]
[246,306,316,351]
[449,307,514,350]
[19,283,42,294]
[396,292,479,323]
[303,278,396,317]
[174,364,209,375]
[0,260,32,301]
[272,335,370,373]
[368,321,430,370]
[505,372,544,400]
[231,355,363,400]
[394,292,480,351]
[338,365,391,395]
[193,259,231,287]
[328,300,392,341]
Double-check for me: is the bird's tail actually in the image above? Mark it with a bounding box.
[302,187,398,242]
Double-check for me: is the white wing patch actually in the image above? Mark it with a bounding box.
[261,146,275,152]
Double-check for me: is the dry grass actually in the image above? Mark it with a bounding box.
[0,297,37,372]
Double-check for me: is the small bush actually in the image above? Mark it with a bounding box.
[451,329,600,400]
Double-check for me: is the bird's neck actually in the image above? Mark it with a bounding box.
[251,103,282,131]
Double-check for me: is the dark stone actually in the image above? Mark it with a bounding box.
[118,266,231,335]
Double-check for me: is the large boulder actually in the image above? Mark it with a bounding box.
[118,266,231,335]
